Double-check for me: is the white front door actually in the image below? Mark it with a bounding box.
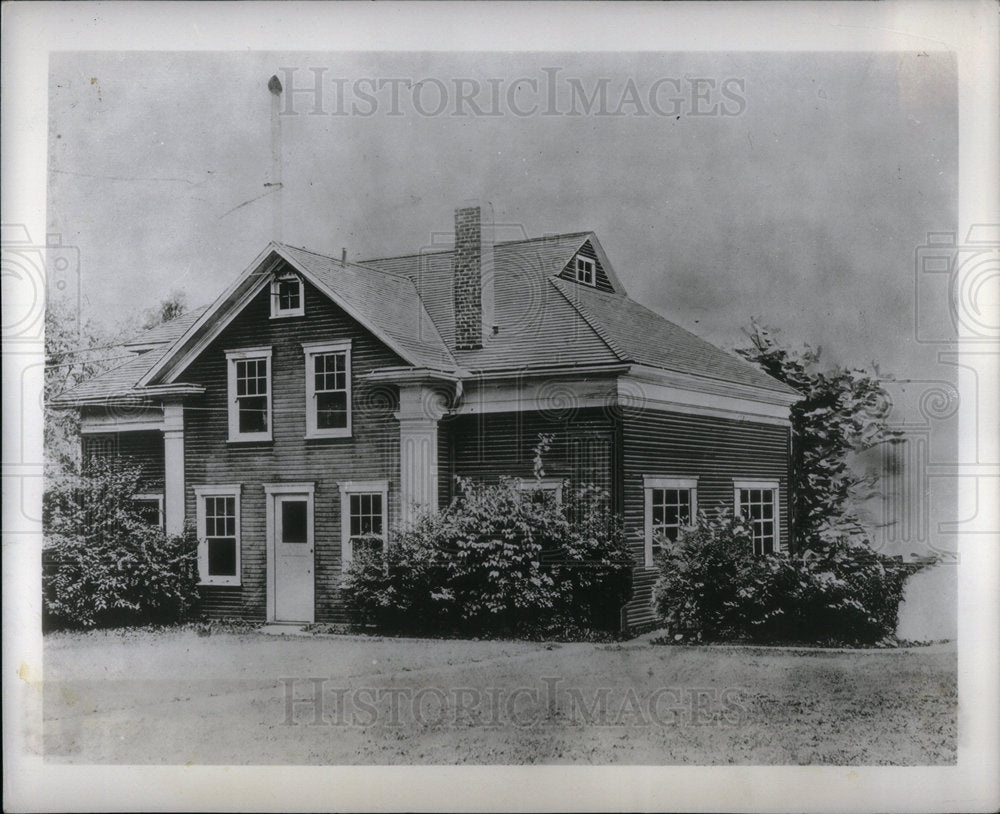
[273,494,314,622]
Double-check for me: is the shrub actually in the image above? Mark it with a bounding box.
[651,510,922,645]
[343,477,632,638]
[43,459,200,630]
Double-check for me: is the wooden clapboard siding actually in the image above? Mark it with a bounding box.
[558,239,615,293]
[620,406,792,631]
[182,274,405,621]
[442,408,618,497]
[82,430,165,492]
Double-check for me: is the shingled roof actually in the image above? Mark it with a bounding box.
[54,230,796,404]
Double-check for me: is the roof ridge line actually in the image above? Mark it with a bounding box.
[548,277,630,363]
[357,231,596,265]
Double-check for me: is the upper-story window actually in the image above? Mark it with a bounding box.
[226,347,273,442]
[270,273,304,318]
[303,340,352,438]
[574,255,596,286]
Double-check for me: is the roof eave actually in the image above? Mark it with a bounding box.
[52,382,207,408]
[627,363,802,406]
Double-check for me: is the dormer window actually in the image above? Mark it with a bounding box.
[270,273,304,318]
[574,255,596,286]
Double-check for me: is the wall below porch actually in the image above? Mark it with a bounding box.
[438,407,619,507]
[620,407,793,633]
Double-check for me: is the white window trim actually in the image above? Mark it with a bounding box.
[733,479,781,553]
[193,484,242,586]
[338,479,389,569]
[643,476,699,568]
[302,340,352,439]
[575,255,596,286]
[133,493,164,528]
[270,272,305,318]
[515,477,564,506]
[226,346,273,443]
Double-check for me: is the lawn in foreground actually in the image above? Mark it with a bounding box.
[41,628,956,765]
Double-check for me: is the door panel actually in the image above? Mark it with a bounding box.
[273,495,314,622]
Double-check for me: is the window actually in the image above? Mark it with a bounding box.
[338,480,388,567]
[226,347,272,442]
[194,485,241,585]
[133,494,164,528]
[270,273,304,318]
[516,477,564,506]
[643,477,698,567]
[574,255,595,286]
[303,340,352,438]
[734,480,780,555]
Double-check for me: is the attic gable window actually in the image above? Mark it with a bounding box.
[574,255,596,286]
[226,347,273,442]
[270,273,304,318]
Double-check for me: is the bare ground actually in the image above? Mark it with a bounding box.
[41,628,956,765]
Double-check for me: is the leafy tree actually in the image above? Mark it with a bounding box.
[142,290,187,330]
[44,296,130,477]
[736,320,902,545]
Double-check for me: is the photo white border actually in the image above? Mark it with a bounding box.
[2,1,997,812]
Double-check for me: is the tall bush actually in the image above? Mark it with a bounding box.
[343,476,632,638]
[651,510,919,645]
[43,458,200,629]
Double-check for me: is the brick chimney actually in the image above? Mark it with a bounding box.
[452,202,495,350]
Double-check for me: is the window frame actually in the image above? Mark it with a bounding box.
[338,479,389,569]
[643,476,698,568]
[515,477,564,506]
[133,493,164,529]
[270,272,305,319]
[226,346,273,443]
[574,255,596,286]
[193,484,242,586]
[302,340,352,439]
[733,479,780,554]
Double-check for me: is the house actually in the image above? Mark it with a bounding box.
[53,204,800,632]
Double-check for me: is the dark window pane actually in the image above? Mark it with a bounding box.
[278,279,300,310]
[281,500,308,543]
[208,538,237,576]
[134,499,161,526]
[353,535,382,558]
[239,396,268,433]
[316,392,348,429]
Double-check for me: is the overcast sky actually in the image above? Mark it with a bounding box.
[48,50,956,380]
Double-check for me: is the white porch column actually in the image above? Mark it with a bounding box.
[163,402,186,536]
[395,384,446,524]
